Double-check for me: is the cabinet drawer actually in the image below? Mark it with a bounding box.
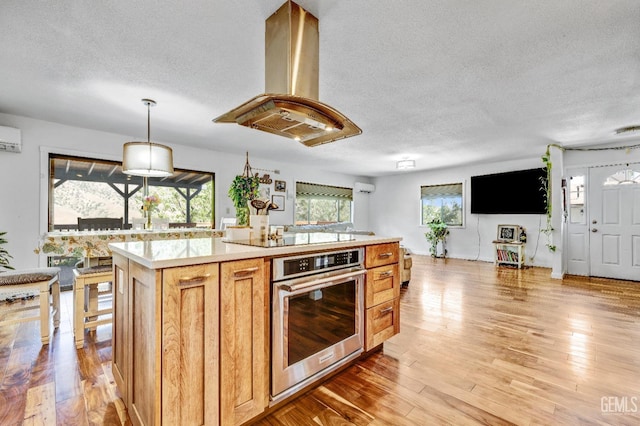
[365,243,399,268]
[366,264,400,307]
[365,298,400,351]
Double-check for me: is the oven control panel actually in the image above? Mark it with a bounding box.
[273,248,363,281]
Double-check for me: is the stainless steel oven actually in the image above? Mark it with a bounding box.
[271,248,365,402]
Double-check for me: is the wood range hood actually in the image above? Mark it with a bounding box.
[213,0,361,147]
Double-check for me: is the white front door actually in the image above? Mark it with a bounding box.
[588,164,640,281]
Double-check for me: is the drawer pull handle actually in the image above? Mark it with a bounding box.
[380,306,394,315]
[233,267,259,277]
[379,271,393,277]
[378,252,393,258]
[178,274,211,285]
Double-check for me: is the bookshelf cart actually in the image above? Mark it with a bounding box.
[492,240,525,268]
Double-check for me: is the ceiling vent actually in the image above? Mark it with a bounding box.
[213,1,361,147]
[0,126,22,153]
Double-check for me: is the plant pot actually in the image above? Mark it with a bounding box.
[236,207,249,227]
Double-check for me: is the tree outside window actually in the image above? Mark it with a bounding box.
[50,154,214,229]
[421,183,463,226]
[295,182,353,225]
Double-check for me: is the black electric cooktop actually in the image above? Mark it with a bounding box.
[225,232,356,248]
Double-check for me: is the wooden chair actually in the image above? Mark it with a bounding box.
[73,261,112,349]
[77,217,123,231]
[0,267,60,344]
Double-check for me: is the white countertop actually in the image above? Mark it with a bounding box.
[108,233,401,269]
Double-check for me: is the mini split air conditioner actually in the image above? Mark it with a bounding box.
[354,182,375,193]
[0,126,22,153]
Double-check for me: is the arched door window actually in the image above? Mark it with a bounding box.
[603,168,640,186]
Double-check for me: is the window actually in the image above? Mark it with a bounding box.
[603,168,640,186]
[421,183,463,226]
[49,154,215,230]
[295,182,352,225]
[568,175,586,224]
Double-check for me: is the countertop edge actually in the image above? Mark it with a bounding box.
[109,235,402,269]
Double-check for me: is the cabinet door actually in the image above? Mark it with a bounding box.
[128,261,161,426]
[366,263,400,307]
[365,298,400,351]
[220,259,269,426]
[365,242,400,268]
[112,253,129,405]
[162,263,219,426]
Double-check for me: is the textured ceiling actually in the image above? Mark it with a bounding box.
[1,1,639,176]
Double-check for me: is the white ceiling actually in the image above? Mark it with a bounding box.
[1,1,639,177]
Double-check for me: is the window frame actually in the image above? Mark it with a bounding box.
[48,153,215,230]
[420,182,464,228]
[294,181,354,225]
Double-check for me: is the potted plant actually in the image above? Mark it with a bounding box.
[424,219,449,258]
[0,231,14,270]
[228,153,260,226]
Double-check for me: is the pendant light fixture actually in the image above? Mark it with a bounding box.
[122,99,174,178]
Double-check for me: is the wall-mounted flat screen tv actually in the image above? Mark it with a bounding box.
[471,168,547,214]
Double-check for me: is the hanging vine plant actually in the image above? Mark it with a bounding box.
[228,153,260,226]
[540,144,563,252]
[540,141,640,253]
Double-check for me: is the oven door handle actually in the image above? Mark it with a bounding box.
[278,269,365,294]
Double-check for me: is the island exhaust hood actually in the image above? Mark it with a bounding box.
[213,0,361,147]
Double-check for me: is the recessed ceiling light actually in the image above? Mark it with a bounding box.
[615,125,640,135]
[397,159,415,170]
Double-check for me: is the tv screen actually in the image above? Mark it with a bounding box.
[471,168,547,214]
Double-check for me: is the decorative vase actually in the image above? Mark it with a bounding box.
[145,211,153,230]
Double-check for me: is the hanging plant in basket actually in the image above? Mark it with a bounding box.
[228,152,260,226]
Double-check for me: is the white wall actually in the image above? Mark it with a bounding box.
[0,114,372,269]
[369,158,554,267]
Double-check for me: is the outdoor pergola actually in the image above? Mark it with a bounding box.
[50,155,213,228]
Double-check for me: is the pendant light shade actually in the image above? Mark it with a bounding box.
[122,99,174,177]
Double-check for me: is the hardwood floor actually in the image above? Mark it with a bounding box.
[2,256,640,425]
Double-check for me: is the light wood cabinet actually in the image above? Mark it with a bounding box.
[365,297,400,349]
[112,241,398,425]
[112,252,129,405]
[113,259,222,426]
[365,242,400,269]
[366,263,400,307]
[220,258,269,426]
[128,260,162,426]
[162,263,219,425]
[364,242,400,351]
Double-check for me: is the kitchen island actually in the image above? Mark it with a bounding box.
[109,233,402,426]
